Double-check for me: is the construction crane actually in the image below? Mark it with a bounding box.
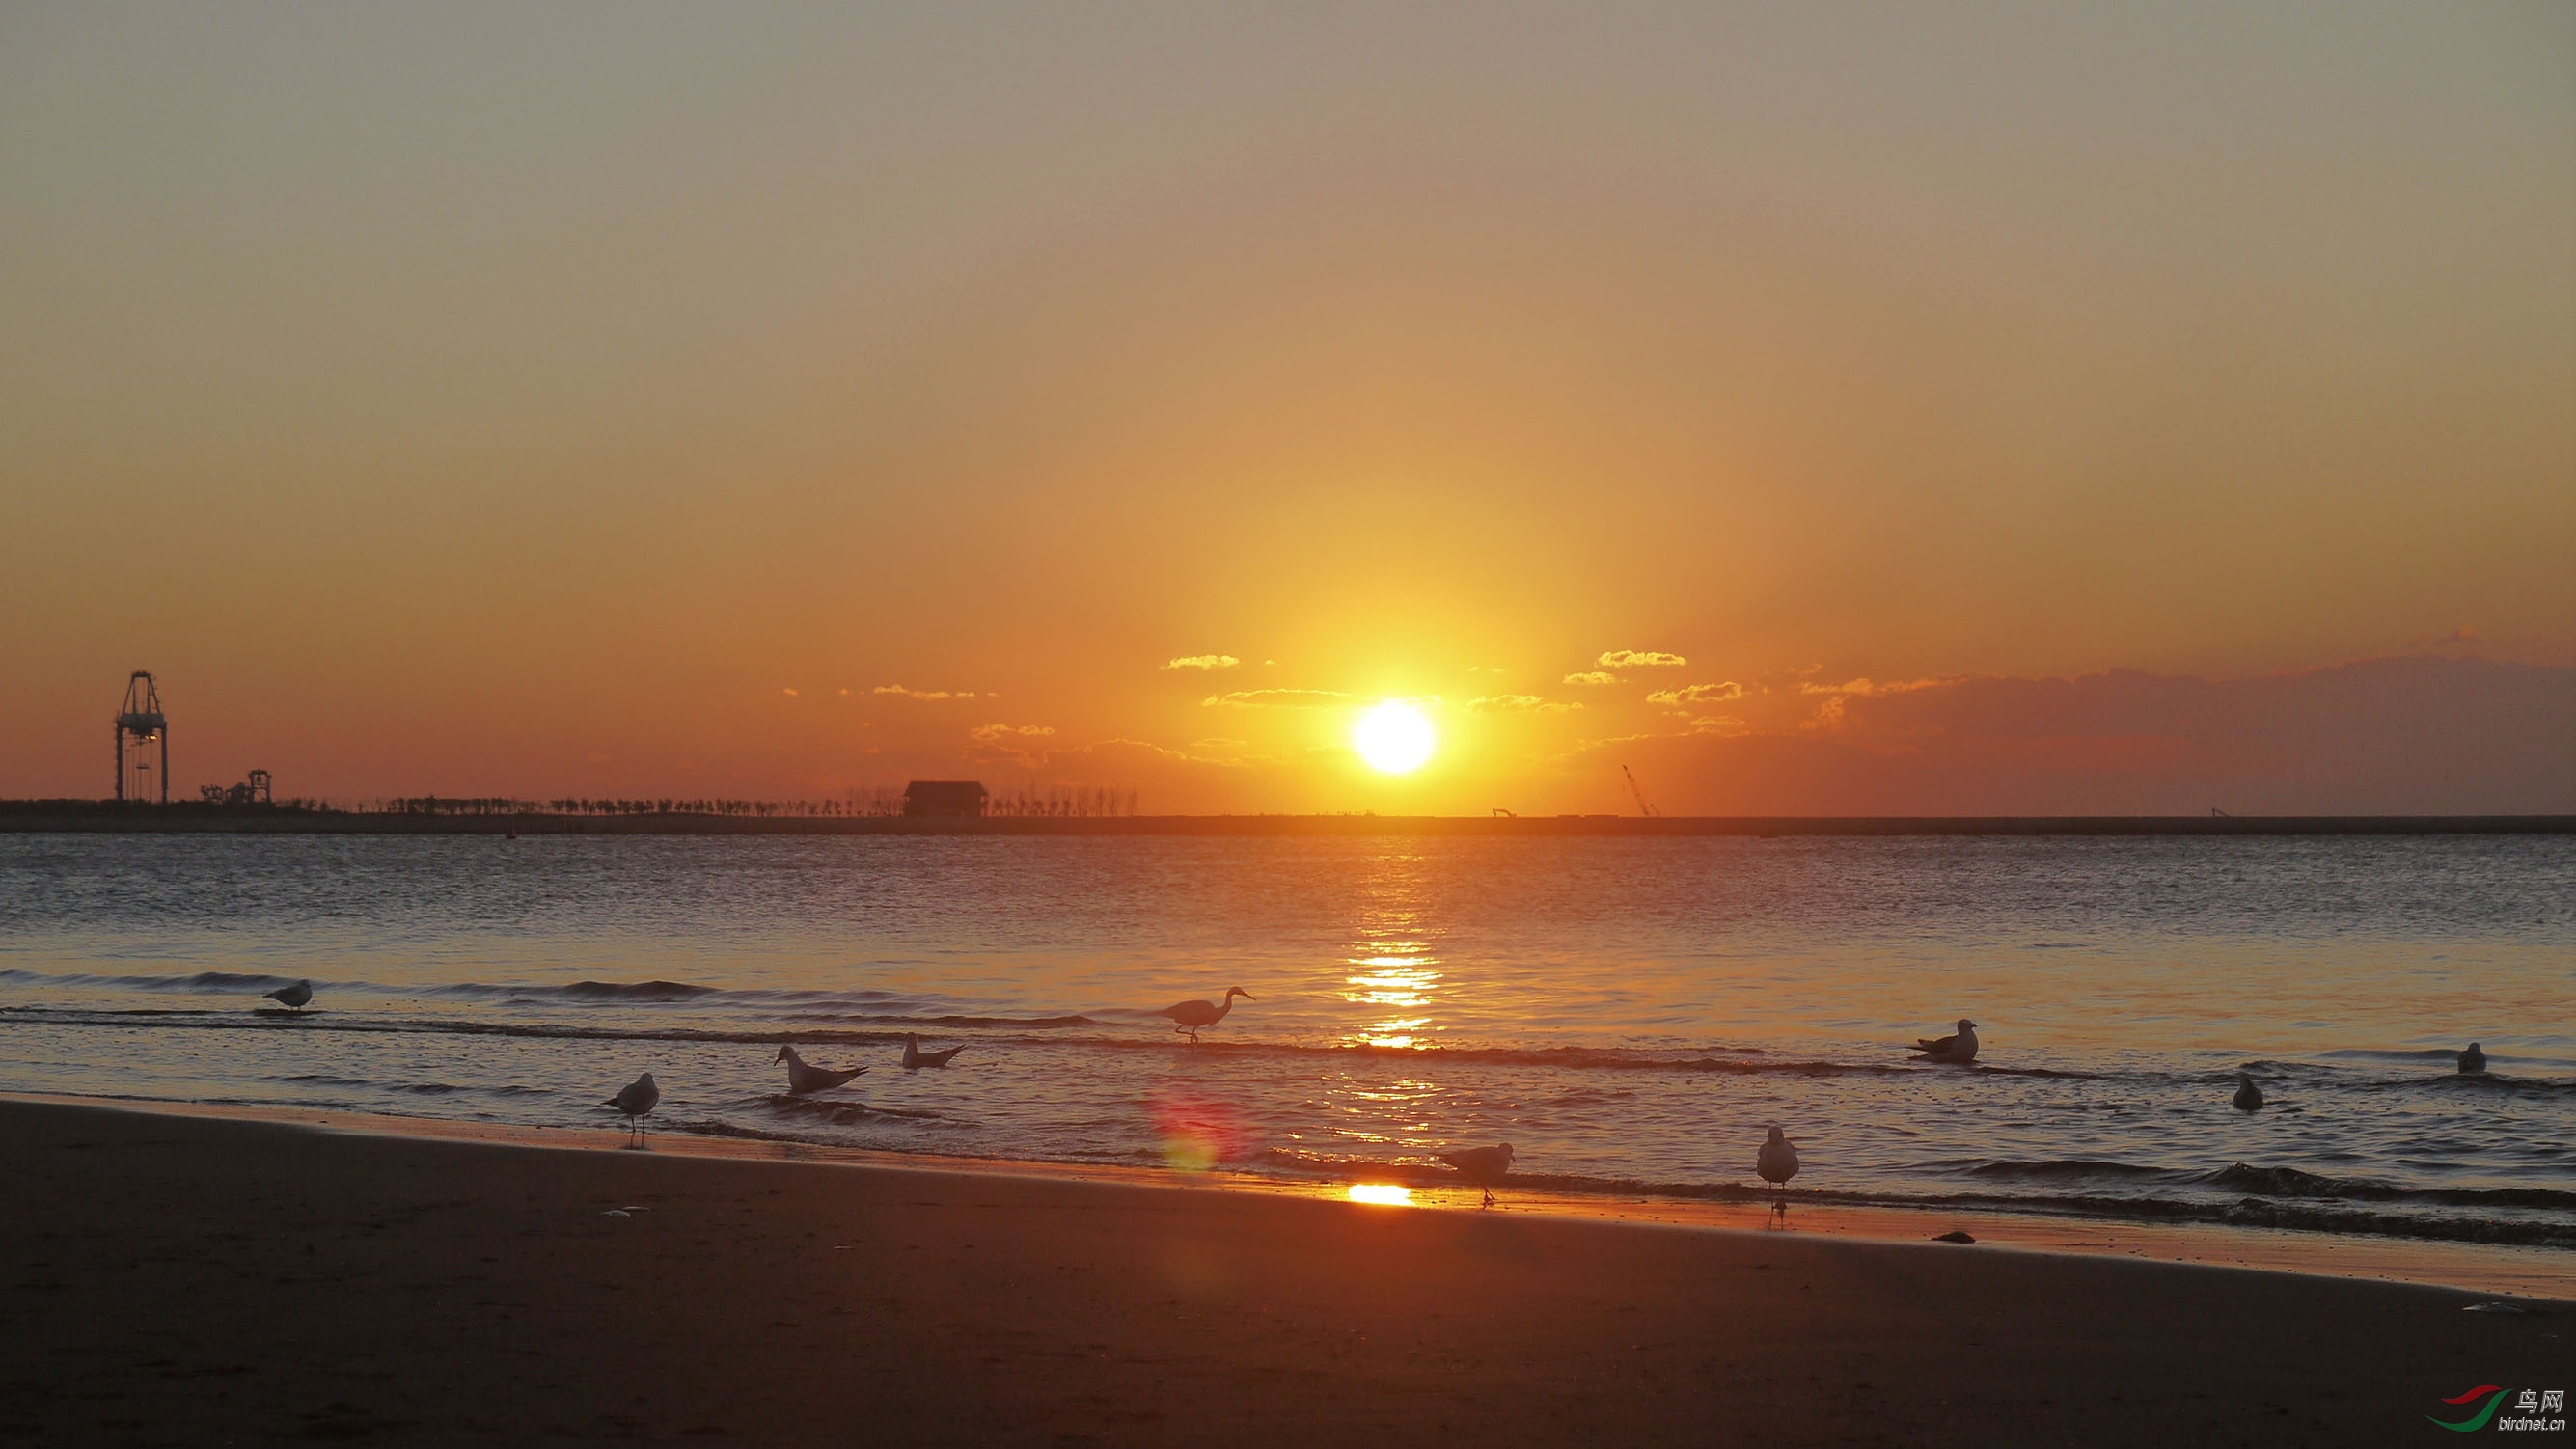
[1621,764,1659,818]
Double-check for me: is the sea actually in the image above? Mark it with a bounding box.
[1,832,2569,1250]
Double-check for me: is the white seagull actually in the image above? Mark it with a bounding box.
[2233,1074,2264,1111]
[1158,987,1255,1045]
[1910,1019,1980,1064]
[1756,1126,1800,1223]
[775,1045,867,1095]
[607,1072,659,1144]
[2458,1043,2486,1075]
[262,979,314,1011]
[1439,1143,1516,1209]
[901,1033,965,1070]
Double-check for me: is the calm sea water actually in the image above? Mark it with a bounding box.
[1,833,2569,1248]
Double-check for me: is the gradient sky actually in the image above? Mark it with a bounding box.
[3,4,2569,812]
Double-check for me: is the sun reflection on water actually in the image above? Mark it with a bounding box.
[1342,893,1443,1048]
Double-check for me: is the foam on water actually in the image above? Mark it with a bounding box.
[0,832,2568,1250]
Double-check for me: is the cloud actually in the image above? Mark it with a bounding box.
[1645,681,1744,707]
[969,723,1056,742]
[872,684,980,700]
[1203,689,1356,708]
[1468,694,1580,714]
[1599,650,1687,669]
[1562,671,1620,686]
[1796,676,1943,699]
[1568,657,2575,815]
[781,688,798,697]
[1164,654,1241,670]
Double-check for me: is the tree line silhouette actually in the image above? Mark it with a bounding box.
[349,785,1139,818]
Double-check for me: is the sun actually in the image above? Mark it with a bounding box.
[1353,701,1436,774]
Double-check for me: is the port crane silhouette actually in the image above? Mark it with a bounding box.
[1622,764,1659,818]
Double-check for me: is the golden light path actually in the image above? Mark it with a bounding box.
[1346,1183,1413,1206]
[1352,700,1435,774]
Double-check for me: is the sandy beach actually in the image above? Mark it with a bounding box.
[4,1099,2563,1447]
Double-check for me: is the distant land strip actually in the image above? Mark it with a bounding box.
[1,802,2568,836]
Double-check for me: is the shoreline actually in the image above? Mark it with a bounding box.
[6,805,2571,835]
[4,1094,2565,1446]
[17,1091,2570,1301]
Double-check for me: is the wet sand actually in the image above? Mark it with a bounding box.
[3,1099,2564,1446]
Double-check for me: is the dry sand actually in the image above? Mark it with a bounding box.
[3,1099,2564,1446]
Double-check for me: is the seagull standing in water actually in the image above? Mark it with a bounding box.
[1158,987,1255,1045]
[1910,1019,1980,1064]
[901,1033,965,1070]
[262,979,313,1011]
[1756,1126,1800,1223]
[775,1046,867,1095]
[607,1072,658,1145]
[2233,1074,2264,1111]
[2458,1043,2487,1075]
[1439,1143,1516,1209]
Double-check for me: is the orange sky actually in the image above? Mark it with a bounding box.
[2,6,2569,812]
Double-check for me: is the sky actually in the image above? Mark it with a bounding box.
[2,3,2569,813]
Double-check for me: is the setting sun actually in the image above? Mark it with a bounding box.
[1353,702,1436,774]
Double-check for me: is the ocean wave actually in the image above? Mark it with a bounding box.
[2202,1162,2576,1209]
[1963,1159,2182,1183]
[1247,1148,2576,1247]
[0,967,311,994]
[758,1094,946,1125]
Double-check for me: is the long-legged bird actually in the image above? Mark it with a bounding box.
[1159,987,1255,1045]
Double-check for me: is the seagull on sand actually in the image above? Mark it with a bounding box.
[1756,1126,1800,1223]
[1910,1019,1979,1064]
[775,1045,867,1095]
[607,1072,659,1145]
[901,1033,965,1070]
[1439,1143,1516,1209]
[2458,1043,2487,1075]
[262,979,313,1011]
[2233,1074,2264,1111]
[1158,987,1255,1045]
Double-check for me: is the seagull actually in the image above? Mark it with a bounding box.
[2233,1074,2264,1111]
[262,979,313,1011]
[1756,1126,1800,1223]
[1158,987,1255,1045]
[901,1033,965,1070]
[1910,1019,1980,1064]
[2458,1043,2486,1075]
[607,1072,658,1145]
[1439,1143,1516,1209]
[775,1045,867,1095]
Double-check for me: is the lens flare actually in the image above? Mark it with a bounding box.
[1147,1090,1247,1173]
[1353,701,1435,774]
